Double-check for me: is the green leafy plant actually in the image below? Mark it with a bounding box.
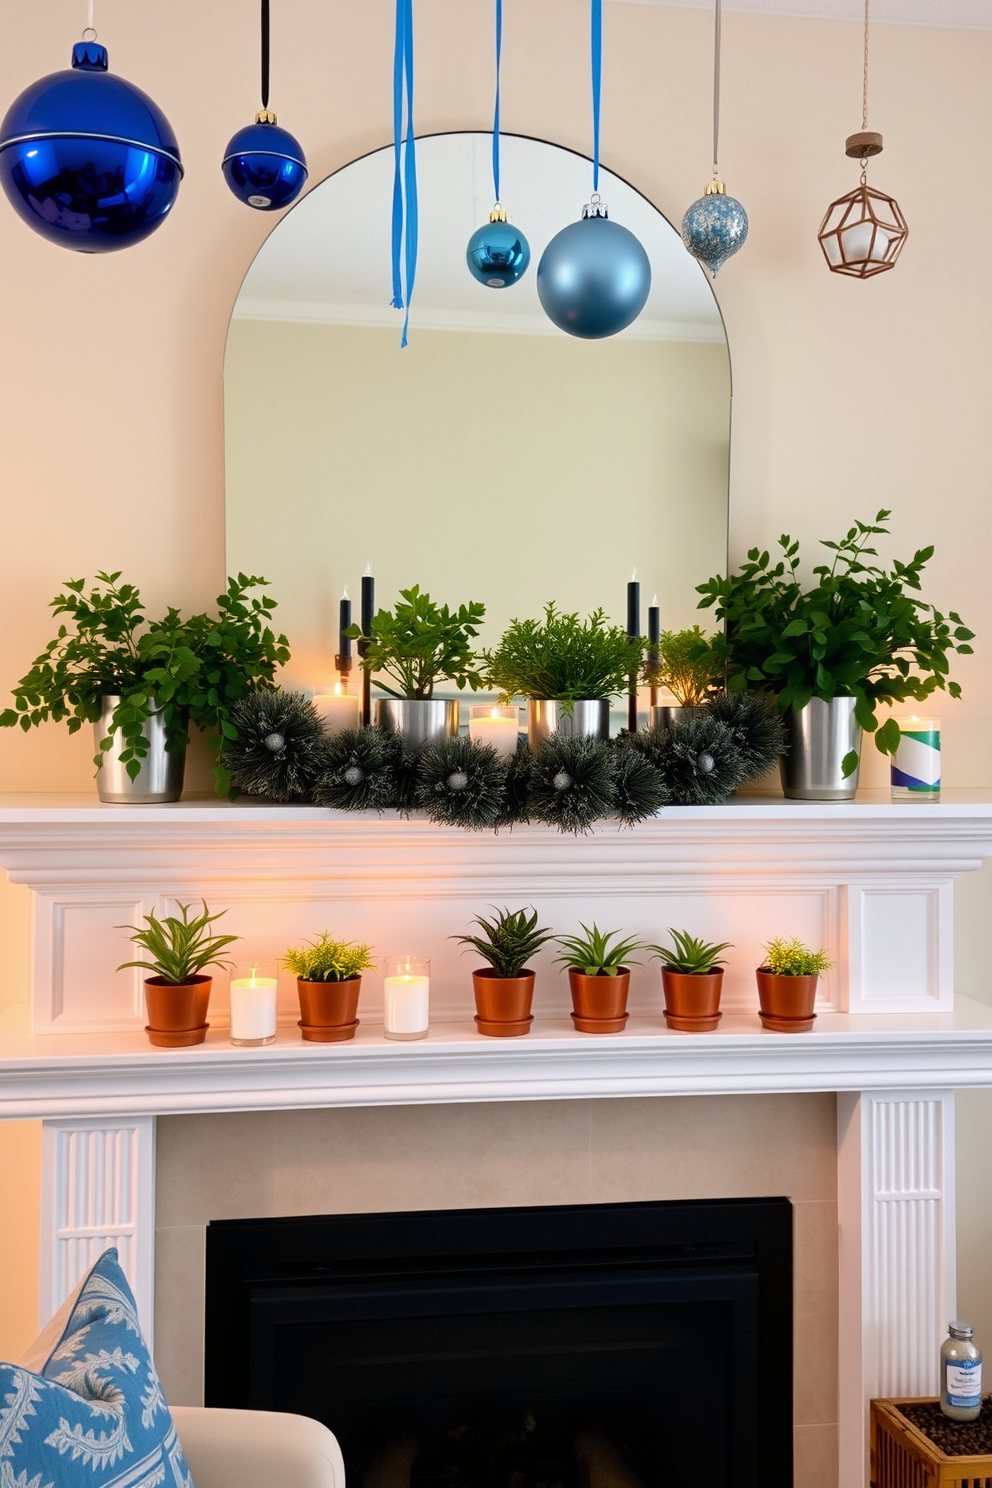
[282,932,376,983]
[650,929,733,974]
[642,625,721,706]
[695,512,973,775]
[760,937,833,978]
[347,584,486,699]
[0,572,290,795]
[485,603,641,706]
[554,922,643,976]
[117,901,240,985]
[452,907,556,979]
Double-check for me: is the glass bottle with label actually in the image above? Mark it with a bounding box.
[940,1322,983,1421]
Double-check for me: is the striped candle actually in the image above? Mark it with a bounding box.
[891,717,940,798]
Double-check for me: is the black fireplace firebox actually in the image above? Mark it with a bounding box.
[205,1198,793,1488]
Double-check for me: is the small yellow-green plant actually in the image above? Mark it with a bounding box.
[650,929,733,975]
[555,923,643,977]
[283,932,376,983]
[642,625,721,706]
[117,901,240,985]
[760,937,832,978]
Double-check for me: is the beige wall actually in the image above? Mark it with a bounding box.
[1,0,991,1359]
[225,320,730,681]
[156,1094,839,1488]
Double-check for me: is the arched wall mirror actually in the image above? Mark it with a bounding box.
[225,132,731,694]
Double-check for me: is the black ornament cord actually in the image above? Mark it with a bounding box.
[261,0,270,111]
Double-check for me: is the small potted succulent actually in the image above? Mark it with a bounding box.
[554,923,643,1033]
[642,625,721,730]
[453,907,556,1038]
[755,936,833,1032]
[282,932,376,1042]
[484,604,641,750]
[117,900,240,1047]
[650,930,734,1032]
[347,584,486,746]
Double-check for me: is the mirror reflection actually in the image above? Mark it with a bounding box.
[225,132,730,693]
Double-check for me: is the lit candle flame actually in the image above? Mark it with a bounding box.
[342,585,350,600]
[334,682,343,697]
[651,594,658,606]
[630,567,637,581]
[364,562,372,577]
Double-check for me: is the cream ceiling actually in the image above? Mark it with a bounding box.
[611,0,992,28]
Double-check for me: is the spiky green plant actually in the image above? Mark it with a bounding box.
[117,901,240,985]
[760,937,833,977]
[554,923,643,977]
[282,932,376,983]
[485,603,640,705]
[650,929,733,974]
[453,907,555,980]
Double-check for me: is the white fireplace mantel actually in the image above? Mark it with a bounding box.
[2,790,992,1488]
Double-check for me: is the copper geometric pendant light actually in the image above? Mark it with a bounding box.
[818,0,907,279]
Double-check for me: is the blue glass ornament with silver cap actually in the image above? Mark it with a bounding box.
[465,0,530,289]
[537,194,650,340]
[681,178,748,277]
[0,35,182,252]
[222,0,307,211]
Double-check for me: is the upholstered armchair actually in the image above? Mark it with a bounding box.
[173,1406,345,1488]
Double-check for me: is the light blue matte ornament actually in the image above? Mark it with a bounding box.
[466,205,530,288]
[681,179,748,277]
[537,196,651,339]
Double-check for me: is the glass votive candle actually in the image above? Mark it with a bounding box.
[229,961,278,1046]
[312,684,361,738]
[891,716,941,799]
[468,704,520,759]
[383,956,430,1041]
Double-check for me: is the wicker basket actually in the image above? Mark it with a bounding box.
[872,1398,992,1488]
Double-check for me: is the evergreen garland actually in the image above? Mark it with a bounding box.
[313,726,398,812]
[643,712,751,804]
[415,737,507,830]
[609,742,669,826]
[499,742,533,827]
[526,734,617,834]
[221,690,328,802]
[703,690,786,783]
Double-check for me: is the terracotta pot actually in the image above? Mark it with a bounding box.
[472,969,535,1037]
[296,976,362,1042]
[144,975,211,1048]
[661,968,724,1032]
[755,969,819,1033]
[568,969,630,1034]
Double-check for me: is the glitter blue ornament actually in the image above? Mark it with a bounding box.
[222,111,307,211]
[681,179,748,277]
[537,197,651,340]
[466,204,530,288]
[0,38,182,253]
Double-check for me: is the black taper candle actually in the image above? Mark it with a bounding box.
[648,598,660,709]
[360,568,375,727]
[335,588,353,683]
[627,571,640,734]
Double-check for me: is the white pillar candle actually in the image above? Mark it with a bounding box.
[891,716,941,799]
[229,968,278,1046]
[383,956,430,1041]
[468,705,520,759]
[312,685,361,737]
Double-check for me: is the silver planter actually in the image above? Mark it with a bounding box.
[94,695,186,804]
[374,698,460,746]
[780,697,862,801]
[649,703,697,732]
[527,699,611,751]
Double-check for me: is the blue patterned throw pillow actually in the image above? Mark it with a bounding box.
[0,1247,194,1488]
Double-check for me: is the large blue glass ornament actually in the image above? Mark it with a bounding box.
[0,40,182,253]
[466,204,530,288]
[221,111,307,211]
[537,198,651,340]
[681,180,748,277]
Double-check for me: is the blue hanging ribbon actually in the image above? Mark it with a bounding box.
[390,0,417,346]
[492,0,502,203]
[591,0,602,193]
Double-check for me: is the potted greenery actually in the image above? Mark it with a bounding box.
[696,512,973,800]
[282,932,376,1042]
[347,584,486,745]
[0,572,290,802]
[485,603,642,750]
[755,937,833,1032]
[117,901,240,1047]
[453,907,556,1038]
[650,930,733,1032]
[643,625,721,729]
[554,923,643,1033]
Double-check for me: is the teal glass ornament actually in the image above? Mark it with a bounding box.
[681,179,748,277]
[537,197,651,340]
[0,38,182,253]
[466,203,530,288]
